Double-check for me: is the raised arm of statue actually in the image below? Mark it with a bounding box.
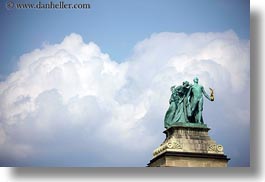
[202,87,214,101]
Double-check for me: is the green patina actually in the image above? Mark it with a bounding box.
[164,77,214,129]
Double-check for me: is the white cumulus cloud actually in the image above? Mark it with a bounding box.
[0,31,249,166]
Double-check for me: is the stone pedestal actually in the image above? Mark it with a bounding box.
[147,123,229,167]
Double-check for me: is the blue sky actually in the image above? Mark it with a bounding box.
[0,0,249,76]
[0,0,249,167]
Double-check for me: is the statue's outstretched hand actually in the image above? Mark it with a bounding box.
[209,88,214,101]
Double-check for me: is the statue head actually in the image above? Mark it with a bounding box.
[193,77,199,83]
[182,81,189,88]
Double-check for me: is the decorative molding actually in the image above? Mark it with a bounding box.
[153,136,183,157]
[207,144,224,153]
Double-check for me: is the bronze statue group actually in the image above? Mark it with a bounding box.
[164,77,214,129]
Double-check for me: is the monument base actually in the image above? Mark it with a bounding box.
[147,124,229,167]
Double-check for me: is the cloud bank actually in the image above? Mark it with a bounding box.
[0,31,249,166]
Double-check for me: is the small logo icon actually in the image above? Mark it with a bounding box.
[6,1,15,9]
